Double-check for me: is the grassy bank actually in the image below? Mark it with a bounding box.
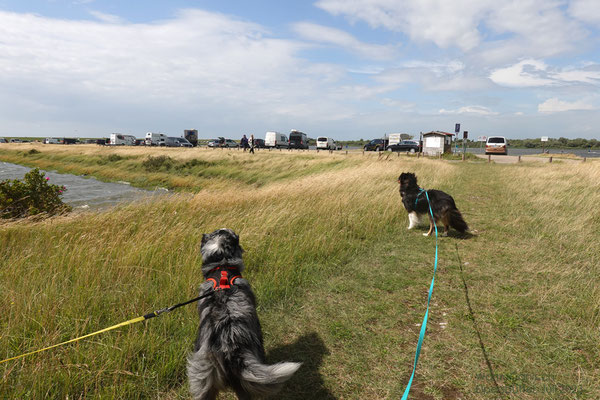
[1,146,599,399]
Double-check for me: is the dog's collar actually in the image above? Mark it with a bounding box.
[205,266,241,291]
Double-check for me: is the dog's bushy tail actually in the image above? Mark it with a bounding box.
[449,208,469,233]
[240,352,302,396]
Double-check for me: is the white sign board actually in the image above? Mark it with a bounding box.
[425,136,442,147]
[477,136,487,142]
[541,136,549,142]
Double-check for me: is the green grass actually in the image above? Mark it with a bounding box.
[0,146,360,191]
[1,146,599,399]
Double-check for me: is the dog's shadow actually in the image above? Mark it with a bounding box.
[267,332,337,400]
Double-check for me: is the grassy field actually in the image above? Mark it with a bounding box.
[1,144,599,399]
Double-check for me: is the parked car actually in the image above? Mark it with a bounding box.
[166,137,193,147]
[316,136,337,150]
[0,138,7,143]
[223,139,238,148]
[364,138,388,151]
[288,130,309,149]
[485,136,507,155]
[265,131,288,148]
[9,138,22,143]
[387,140,420,153]
[208,137,238,148]
[251,138,266,148]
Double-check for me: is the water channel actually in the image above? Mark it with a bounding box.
[0,162,166,210]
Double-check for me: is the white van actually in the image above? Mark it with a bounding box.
[264,131,288,148]
[44,137,62,144]
[145,132,167,146]
[485,136,507,155]
[316,136,336,150]
[110,133,136,146]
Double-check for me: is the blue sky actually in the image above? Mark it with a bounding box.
[1,0,599,140]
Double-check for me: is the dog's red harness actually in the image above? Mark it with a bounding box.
[206,266,241,291]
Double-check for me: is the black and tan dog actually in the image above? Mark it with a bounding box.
[398,172,468,236]
[187,228,301,400]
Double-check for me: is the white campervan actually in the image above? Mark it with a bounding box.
[316,136,336,150]
[388,133,402,147]
[110,133,136,146]
[264,131,288,148]
[145,132,167,146]
[44,137,62,144]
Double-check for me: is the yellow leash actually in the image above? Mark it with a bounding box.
[1,290,216,365]
[1,315,146,365]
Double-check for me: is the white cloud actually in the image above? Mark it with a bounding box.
[490,59,600,87]
[374,59,491,91]
[439,105,499,115]
[0,9,371,135]
[292,22,396,60]
[538,98,595,113]
[490,59,554,87]
[569,0,600,25]
[316,0,490,51]
[316,0,588,64]
[88,10,125,24]
[380,98,416,109]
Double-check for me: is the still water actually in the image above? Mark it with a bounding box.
[0,162,165,210]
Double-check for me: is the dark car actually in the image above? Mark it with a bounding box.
[288,130,309,149]
[387,140,420,153]
[364,138,388,151]
[166,137,193,147]
[252,138,266,148]
[0,138,7,143]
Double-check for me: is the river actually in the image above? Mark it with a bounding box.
[0,162,165,210]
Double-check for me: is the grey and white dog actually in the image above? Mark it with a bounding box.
[187,228,301,400]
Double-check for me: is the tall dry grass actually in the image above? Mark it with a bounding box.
[1,147,598,399]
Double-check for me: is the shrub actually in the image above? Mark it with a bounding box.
[142,155,173,172]
[0,168,71,219]
[107,154,123,162]
[25,149,41,156]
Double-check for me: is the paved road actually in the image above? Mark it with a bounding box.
[474,154,586,164]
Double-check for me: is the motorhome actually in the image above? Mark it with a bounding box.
[145,132,167,146]
[110,133,136,146]
[264,131,288,148]
[316,136,336,150]
[184,130,198,146]
[44,137,62,144]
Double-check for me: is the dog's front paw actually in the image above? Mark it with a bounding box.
[422,232,430,236]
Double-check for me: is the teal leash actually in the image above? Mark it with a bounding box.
[401,190,438,400]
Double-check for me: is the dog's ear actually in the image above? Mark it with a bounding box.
[201,233,208,245]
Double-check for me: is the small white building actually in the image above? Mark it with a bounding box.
[422,131,454,156]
